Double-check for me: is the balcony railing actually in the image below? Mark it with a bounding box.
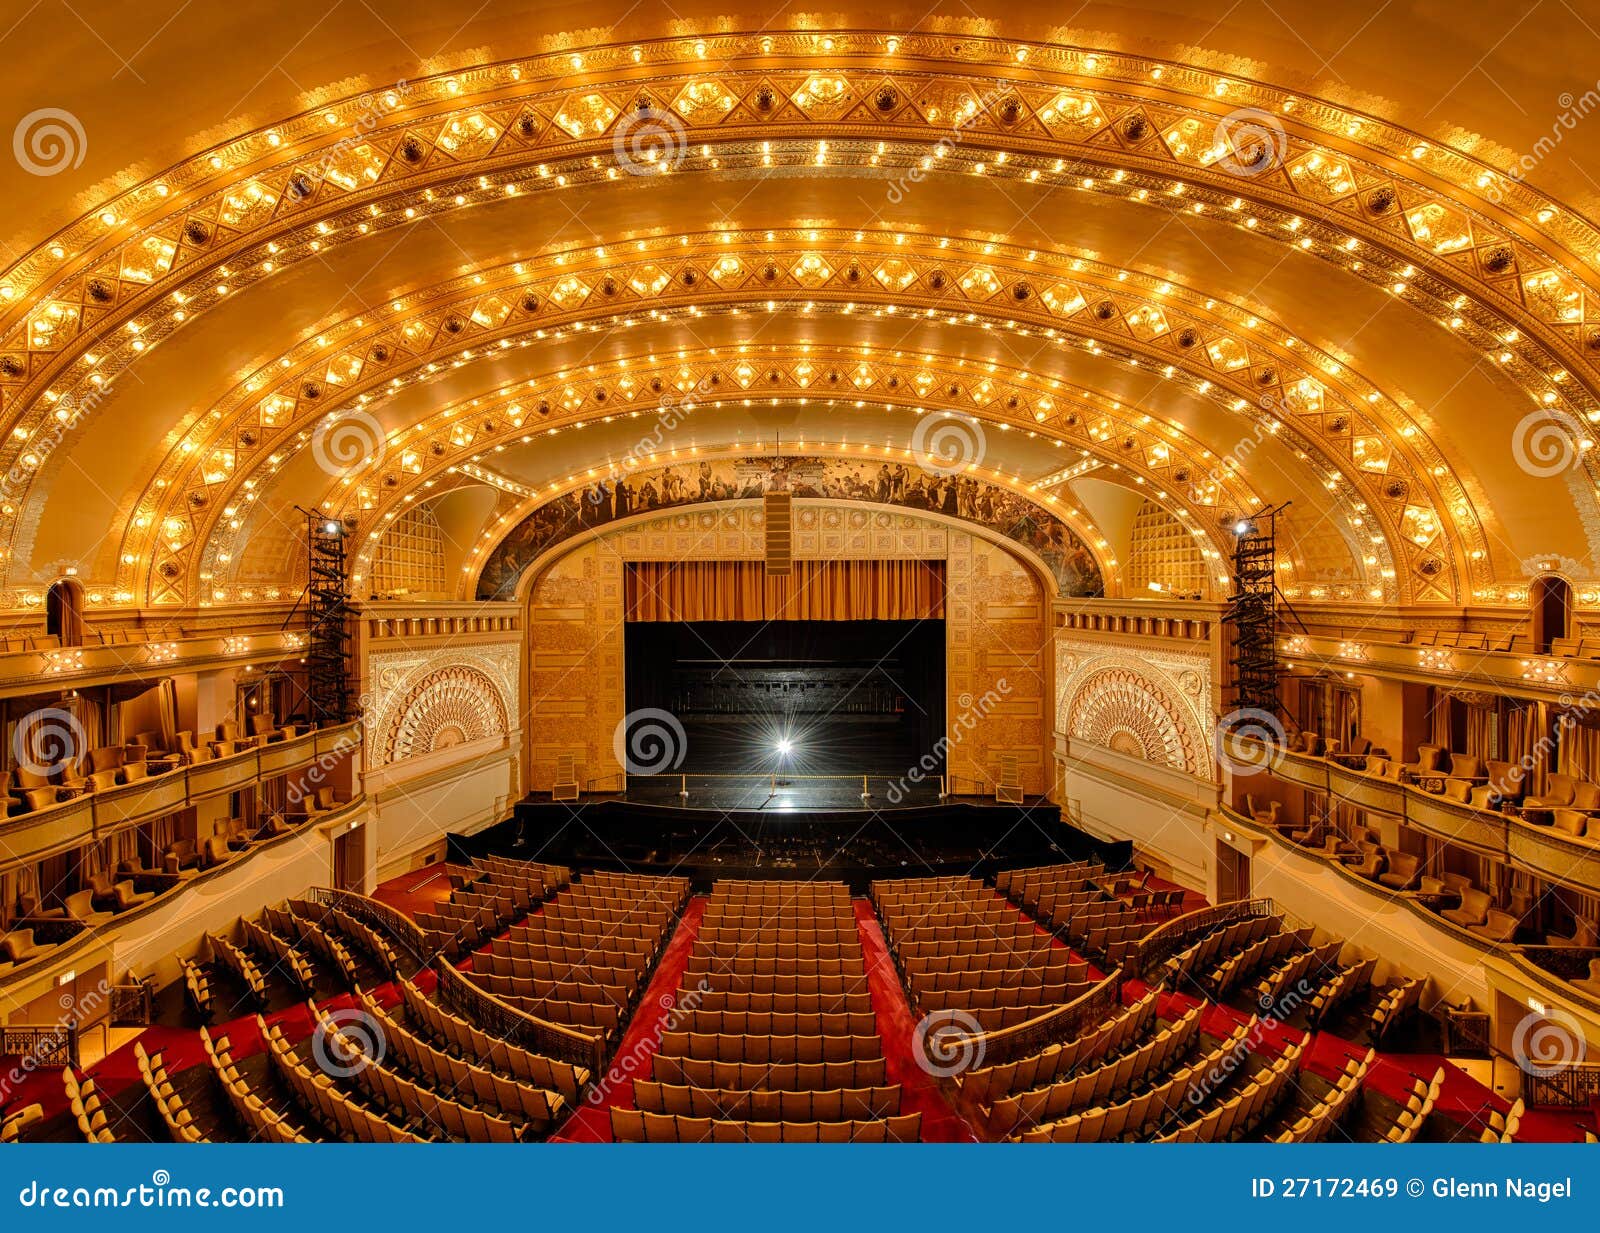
[1243,740,1600,898]
[0,720,362,874]
[0,626,311,694]
[0,794,368,992]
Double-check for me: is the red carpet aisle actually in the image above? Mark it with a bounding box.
[551,897,707,1143]
[853,899,980,1143]
[371,863,455,916]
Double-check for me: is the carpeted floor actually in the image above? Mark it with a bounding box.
[853,899,980,1143]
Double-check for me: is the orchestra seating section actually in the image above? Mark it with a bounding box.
[471,869,688,1044]
[613,880,920,1143]
[0,857,1588,1144]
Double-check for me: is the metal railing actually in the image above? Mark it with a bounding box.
[958,969,1125,1069]
[1126,898,1278,980]
[111,980,154,1027]
[434,958,605,1073]
[0,1022,78,1069]
[1523,1061,1600,1108]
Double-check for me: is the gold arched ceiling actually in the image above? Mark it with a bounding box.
[4,9,1599,618]
[118,231,1469,605]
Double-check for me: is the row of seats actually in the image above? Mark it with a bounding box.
[1305,957,1377,1028]
[1156,915,1278,991]
[239,916,316,994]
[1012,1017,1258,1142]
[639,880,904,1140]
[61,1068,116,1143]
[134,1041,205,1143]
[631,1081,901,1122]
[352,989,565,1131]
[986,1004,1205,1136]
[399,978,590,1104]
[264,903,359,987]
[1206,929,1308,997]
[310,1005,530,1142]
[1251,941,1344,1014]
[201,1026,309,1143]
[956,991,1162,1107]
[290,898,400,976]
[457,868,687,1044]
[1379,1066,1445,1144]
[651,1056,888,1091]
[205,931,266,1005]
[262,1016,424,1143]
[610,1109,922,1143]
[1273,1050,1372,1143]
[1153,1037,1307,1143]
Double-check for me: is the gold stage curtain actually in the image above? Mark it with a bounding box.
[625,560,945,622]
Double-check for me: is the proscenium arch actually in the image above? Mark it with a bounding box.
[509,487,1065,792]
[471,453,1115,604]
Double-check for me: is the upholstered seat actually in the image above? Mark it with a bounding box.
[1342,847,1383,879]
[1406,744,1445,777]
[1469,910,1519,944]
[0,929,43,964]
[1378,851,1421,891]
[1551,809,1589,837]
[111,880,154,912]
[1442,888,1492,928]
[1549,916,1599,948]
[1524,773,1577,811]
[62,889,115,928]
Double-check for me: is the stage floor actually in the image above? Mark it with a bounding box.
[459,794,1133,891]
[577,773,953,811]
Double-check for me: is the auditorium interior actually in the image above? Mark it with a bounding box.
[3,0,1600,1148]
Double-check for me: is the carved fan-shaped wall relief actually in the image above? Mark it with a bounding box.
[381,665,509,763]
[1066,667,1195,774]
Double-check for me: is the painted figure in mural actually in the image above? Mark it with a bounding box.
[475,456,1107,602]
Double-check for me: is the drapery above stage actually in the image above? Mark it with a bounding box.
[624,559,945,622]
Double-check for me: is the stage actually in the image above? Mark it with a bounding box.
[453,792,1132,891]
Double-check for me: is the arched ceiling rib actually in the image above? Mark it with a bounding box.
[2,15,1598,616]
[100,230,1478,606]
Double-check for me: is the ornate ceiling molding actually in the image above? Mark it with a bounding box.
[0,35,1588,613]
[88,232,1482,607]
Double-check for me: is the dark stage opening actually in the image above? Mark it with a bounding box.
[624,619,945,780]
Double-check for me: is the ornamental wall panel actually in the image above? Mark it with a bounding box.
[366,643,517,769]
[1054,634,1215,780]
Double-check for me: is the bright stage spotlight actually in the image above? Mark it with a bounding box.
[775,738,793,756]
